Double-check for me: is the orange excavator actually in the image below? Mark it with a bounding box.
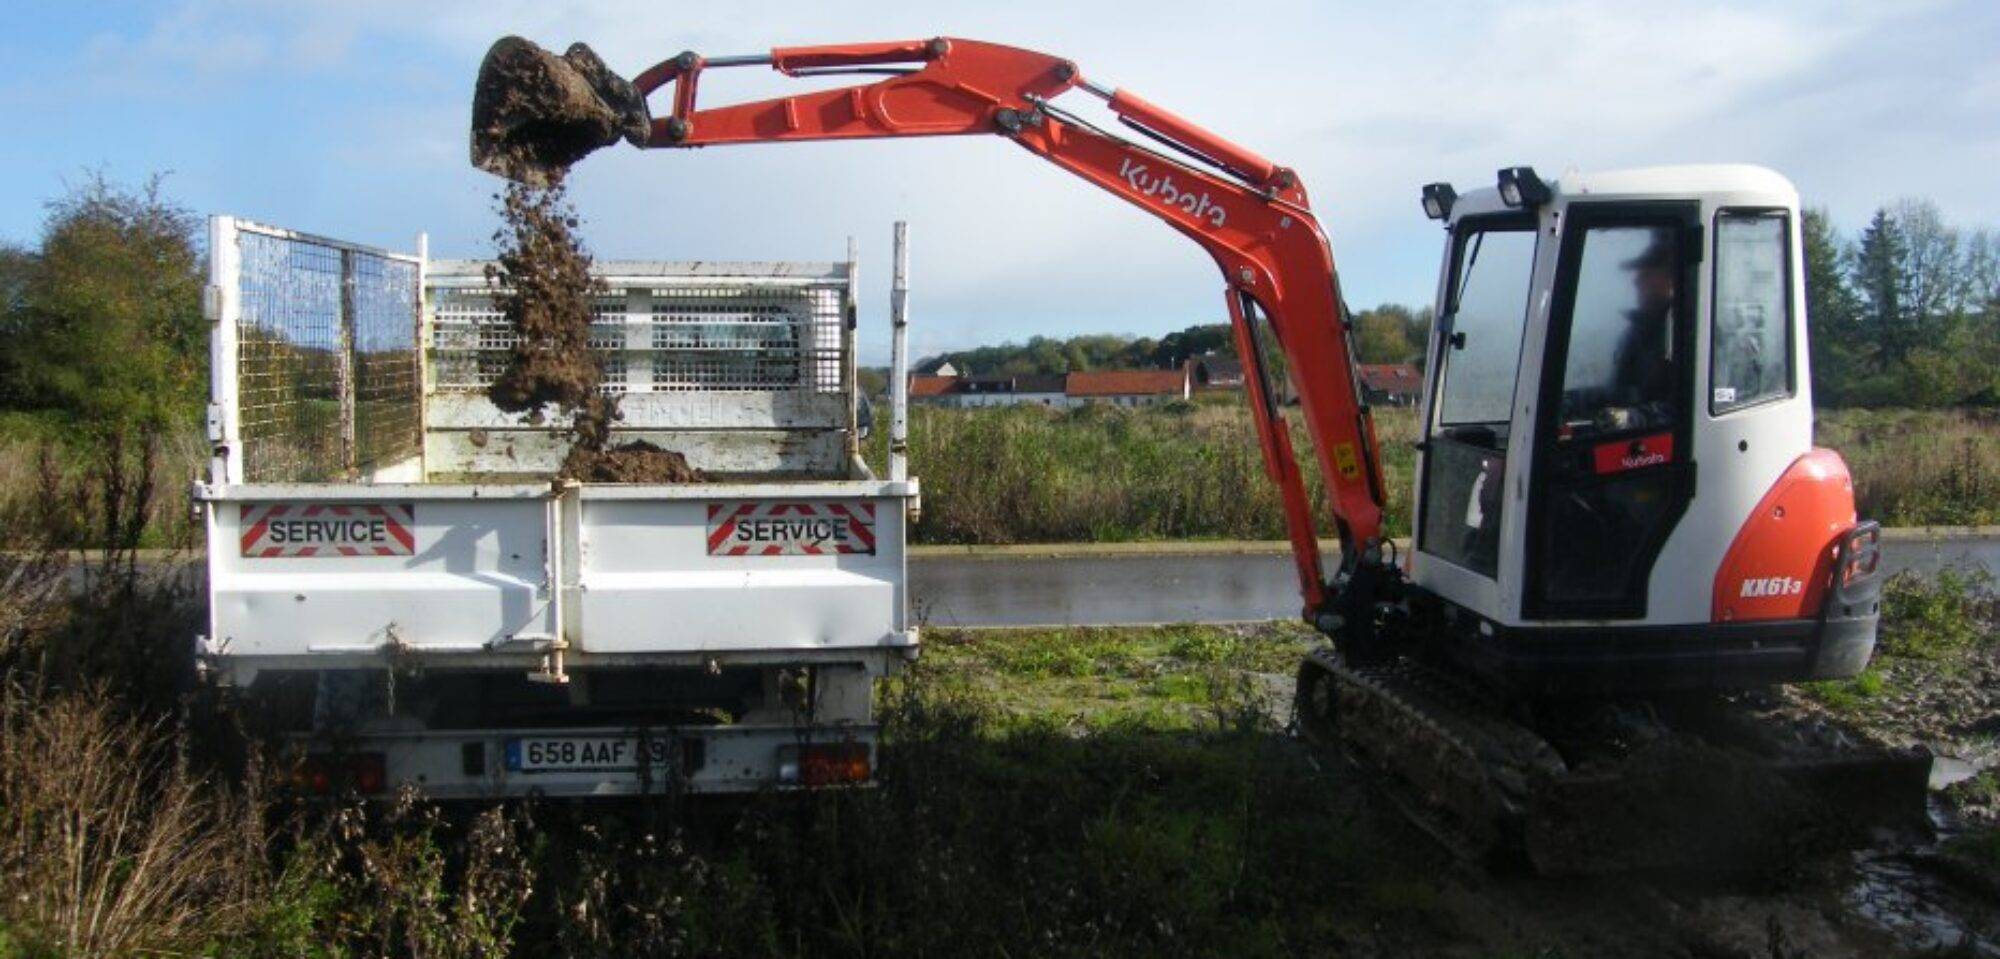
[471,36,1929,871]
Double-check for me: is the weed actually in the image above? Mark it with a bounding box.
[1879,566,1997,661]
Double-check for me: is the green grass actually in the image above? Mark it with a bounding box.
[1804,566,1997,717]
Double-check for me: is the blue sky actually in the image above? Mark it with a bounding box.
[2,0,1996,362]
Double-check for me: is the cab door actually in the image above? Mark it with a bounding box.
[1416,214,1538,580]
[1524,202,1701,620]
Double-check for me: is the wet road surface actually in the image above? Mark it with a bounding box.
[910,534,2000,628]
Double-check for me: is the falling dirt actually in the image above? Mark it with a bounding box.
[471,36,647,187]
[483,175,704,484]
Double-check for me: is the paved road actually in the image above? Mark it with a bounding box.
[909,534,2000,628]
[43,533,1998,630]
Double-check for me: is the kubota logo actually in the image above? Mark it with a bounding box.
[1621,451,1668,469]
[1119,158,1227,228]
[1739,576,1804,599]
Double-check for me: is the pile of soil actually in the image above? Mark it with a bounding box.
[483,175,704,484]
[562,441,703,483]
[471,37,647,187]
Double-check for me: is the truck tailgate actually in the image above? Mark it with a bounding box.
[201,480,915,669]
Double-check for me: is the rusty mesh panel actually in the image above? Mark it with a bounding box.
[349,251,422,468]
[234,229,421,481]
[237,231,343,481]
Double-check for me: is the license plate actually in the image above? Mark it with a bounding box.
[504,736,677,774]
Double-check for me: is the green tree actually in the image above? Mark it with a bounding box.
[1351,303,1431,367]
[0,243,38,408]
[1802,208,1866,404]
[6,174,205,433]
[1853,207,1910,370]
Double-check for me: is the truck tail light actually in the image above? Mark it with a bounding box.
[294,753,388,795]
[1841,524,1881,586]
[778,743,871,787]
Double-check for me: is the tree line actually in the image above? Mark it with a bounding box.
[1,175,1994,439]
[1806,201,2000,406]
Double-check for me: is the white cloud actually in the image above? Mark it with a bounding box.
[9,0,1996,361]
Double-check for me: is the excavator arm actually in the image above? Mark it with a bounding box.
[476,36,1391,623]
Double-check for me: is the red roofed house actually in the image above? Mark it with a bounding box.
[909,374,961,402]
[1064,368,1191,407]
[910,366,1192,408]
[1358,363,1423,407]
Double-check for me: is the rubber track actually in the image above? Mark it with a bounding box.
[1297,648,1566,865]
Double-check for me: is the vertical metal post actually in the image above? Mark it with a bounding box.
[843,236,861,466]
[337,250,358,476]
[889,221,911,483]
[415,231,430,479]
[205,216,243,485]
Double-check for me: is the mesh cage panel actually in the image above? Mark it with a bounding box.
[429,281,844,395]
[233,228,421,482]
[351,253,422,467]
[237,231,343,481]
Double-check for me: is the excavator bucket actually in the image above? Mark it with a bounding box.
[470,37,651,185]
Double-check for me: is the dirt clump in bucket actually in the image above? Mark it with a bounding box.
[484,176,704,483]
[471,37,648,188]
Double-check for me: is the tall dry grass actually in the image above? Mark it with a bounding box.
[0,419,205,551]
[0,686,265,957]
[900,399,1417,544]
[1818,408,1999,527]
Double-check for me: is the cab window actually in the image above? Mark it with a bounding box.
[1555,224,1680,438]
[1436,225,1536,426]
[1710,211,1791,413]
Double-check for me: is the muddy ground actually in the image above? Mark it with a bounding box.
[932,604,2000,957]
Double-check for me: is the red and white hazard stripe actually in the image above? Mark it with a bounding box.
[239,503,416,558]
[706,501,877,556]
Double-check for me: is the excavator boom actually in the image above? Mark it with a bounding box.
[473,35,1389,621]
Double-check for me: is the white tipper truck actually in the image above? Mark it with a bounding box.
[195,216,919,797]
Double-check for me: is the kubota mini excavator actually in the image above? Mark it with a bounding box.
[469,36,1930,871]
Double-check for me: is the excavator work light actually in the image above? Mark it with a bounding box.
[1421,182,1456,220]
[1496,166,1551,209]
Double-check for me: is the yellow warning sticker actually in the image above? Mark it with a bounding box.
[1332,442,1361,480]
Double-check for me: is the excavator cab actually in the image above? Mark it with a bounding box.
[1407,165,1884,694]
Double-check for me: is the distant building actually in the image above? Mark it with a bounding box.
[909,374,960,403]
[1063,368,1191,407]
[908,367,1191,408]
[1359,363,1423,407]
[908,373,1063,408]
[1186,353,1244,391]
